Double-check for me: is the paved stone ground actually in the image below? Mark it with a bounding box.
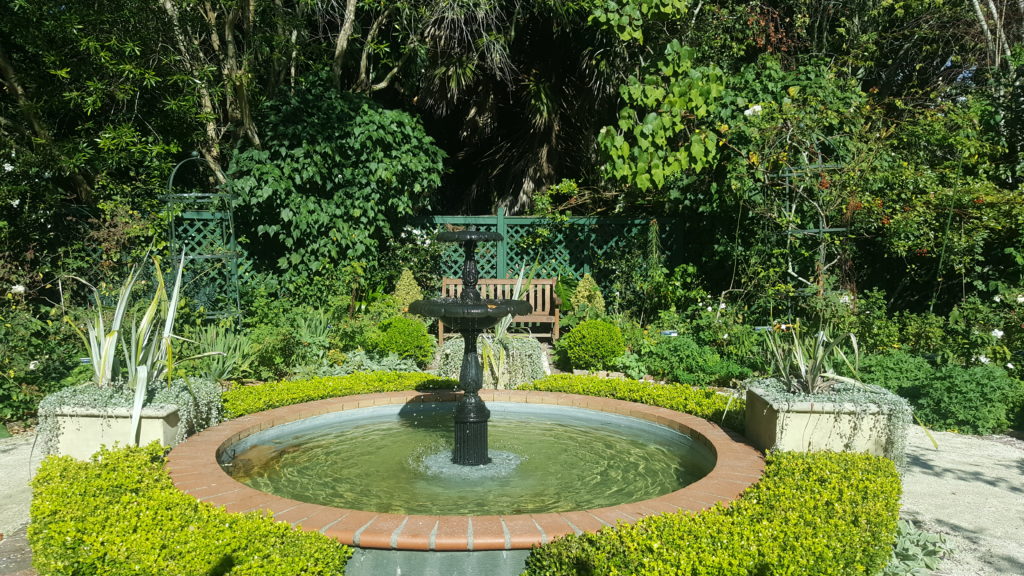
[2,425,1022,576]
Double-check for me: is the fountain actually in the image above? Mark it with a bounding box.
[406,229,531,466]
[165,230,765,575]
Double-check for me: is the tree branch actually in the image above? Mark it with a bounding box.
[332,0,359,90]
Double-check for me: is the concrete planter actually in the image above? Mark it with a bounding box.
[745,386,903,458]
[49,405,181,460]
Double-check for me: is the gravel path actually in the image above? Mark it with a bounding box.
[1,425,1022,575]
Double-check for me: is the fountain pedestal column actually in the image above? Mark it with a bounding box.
[454,328,490,465]
[407,229,531,467]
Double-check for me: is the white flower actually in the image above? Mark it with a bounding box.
[1017,294,1024,304]
[27,360,39,371]
[9,284,25,295]
[706,306,714,312]
[743,104,763,117]
[977,355,991,364]
[993,295,1002,303]
[2,162,12,172]
[992,328,1004,339]
[722,333,729,340]
[719,302,727,310]
[1007,363,1015,370]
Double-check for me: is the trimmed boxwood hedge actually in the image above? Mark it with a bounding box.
[29,443,352,575]
[31,372,901,576]
[523,451,902,576]
[522,373,745,432]
[223,371,456,417]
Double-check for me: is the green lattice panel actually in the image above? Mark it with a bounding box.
[424,213,682,283]
[438,224,500,278]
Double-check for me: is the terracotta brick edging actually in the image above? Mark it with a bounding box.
[166,390,765,551]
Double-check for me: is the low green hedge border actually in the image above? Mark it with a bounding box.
[223,371,457,417]
[522,374,745,432]
[31,372,899,576]
[29,443,353,575]
[523,450,902,576]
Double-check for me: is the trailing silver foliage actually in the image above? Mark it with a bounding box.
[438,335,546,389]
[36,377,223,455]
[748,376,913,468]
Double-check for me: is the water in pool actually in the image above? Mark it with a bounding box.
[222,402,715,515]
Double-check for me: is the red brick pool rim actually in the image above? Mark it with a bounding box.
[166,390,765,551]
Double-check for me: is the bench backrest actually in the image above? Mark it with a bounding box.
[440,277,558,316]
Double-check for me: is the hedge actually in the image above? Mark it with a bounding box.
[523,451,902,576]
[29,443,352,575]
[222,371,456,417]
[521,374,745,432]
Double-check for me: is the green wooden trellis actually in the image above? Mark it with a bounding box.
[164,192,241,320]
[420,209,683,280]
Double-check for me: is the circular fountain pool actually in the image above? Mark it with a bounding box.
[221,402,715,515]
[167,389,764,552]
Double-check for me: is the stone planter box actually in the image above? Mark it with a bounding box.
[49,405,181,460]
[745,386,906,461]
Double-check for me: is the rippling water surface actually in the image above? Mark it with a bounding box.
[223,402,714,515]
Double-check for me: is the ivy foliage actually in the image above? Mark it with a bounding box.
[228,78,444,286]
[29,443,353,575]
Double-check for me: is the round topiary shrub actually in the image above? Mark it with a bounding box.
[558,319,625,371]
[364,317,436,368]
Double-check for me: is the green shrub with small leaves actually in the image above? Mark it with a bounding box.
[645,334,751,386]
[557,319,625,371]
[571,273,605,316]
[29,443,353,575]
[522,374,743,431]
[223,371,454,417]
[914,364,1024,434]
[522,451,901,576]
[392,268,424,313]
[855,351,935,401]
[364,316,436,368]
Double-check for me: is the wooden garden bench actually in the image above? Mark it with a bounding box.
[437,277,561,345]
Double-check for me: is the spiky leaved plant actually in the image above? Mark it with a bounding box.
[764,320,860,394]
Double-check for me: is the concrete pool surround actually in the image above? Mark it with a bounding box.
[166,390,765,552]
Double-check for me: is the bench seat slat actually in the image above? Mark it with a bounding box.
[436,277,560,345]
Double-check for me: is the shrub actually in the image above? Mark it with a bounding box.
[392,268,423,313]
[522,451,901,576]
[244,306,332,380]
[645,334,751,386]
[29,444,352,575]
[222,371,454,417]
[523,374,744,431]
[557,319,625,371]
[914,364,1024,434]
[364,316,436,368]
[856,351,935,401]
[571,273,605,316]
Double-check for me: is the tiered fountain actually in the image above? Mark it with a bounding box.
[408,230,531,465]
[166,229,764,575]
